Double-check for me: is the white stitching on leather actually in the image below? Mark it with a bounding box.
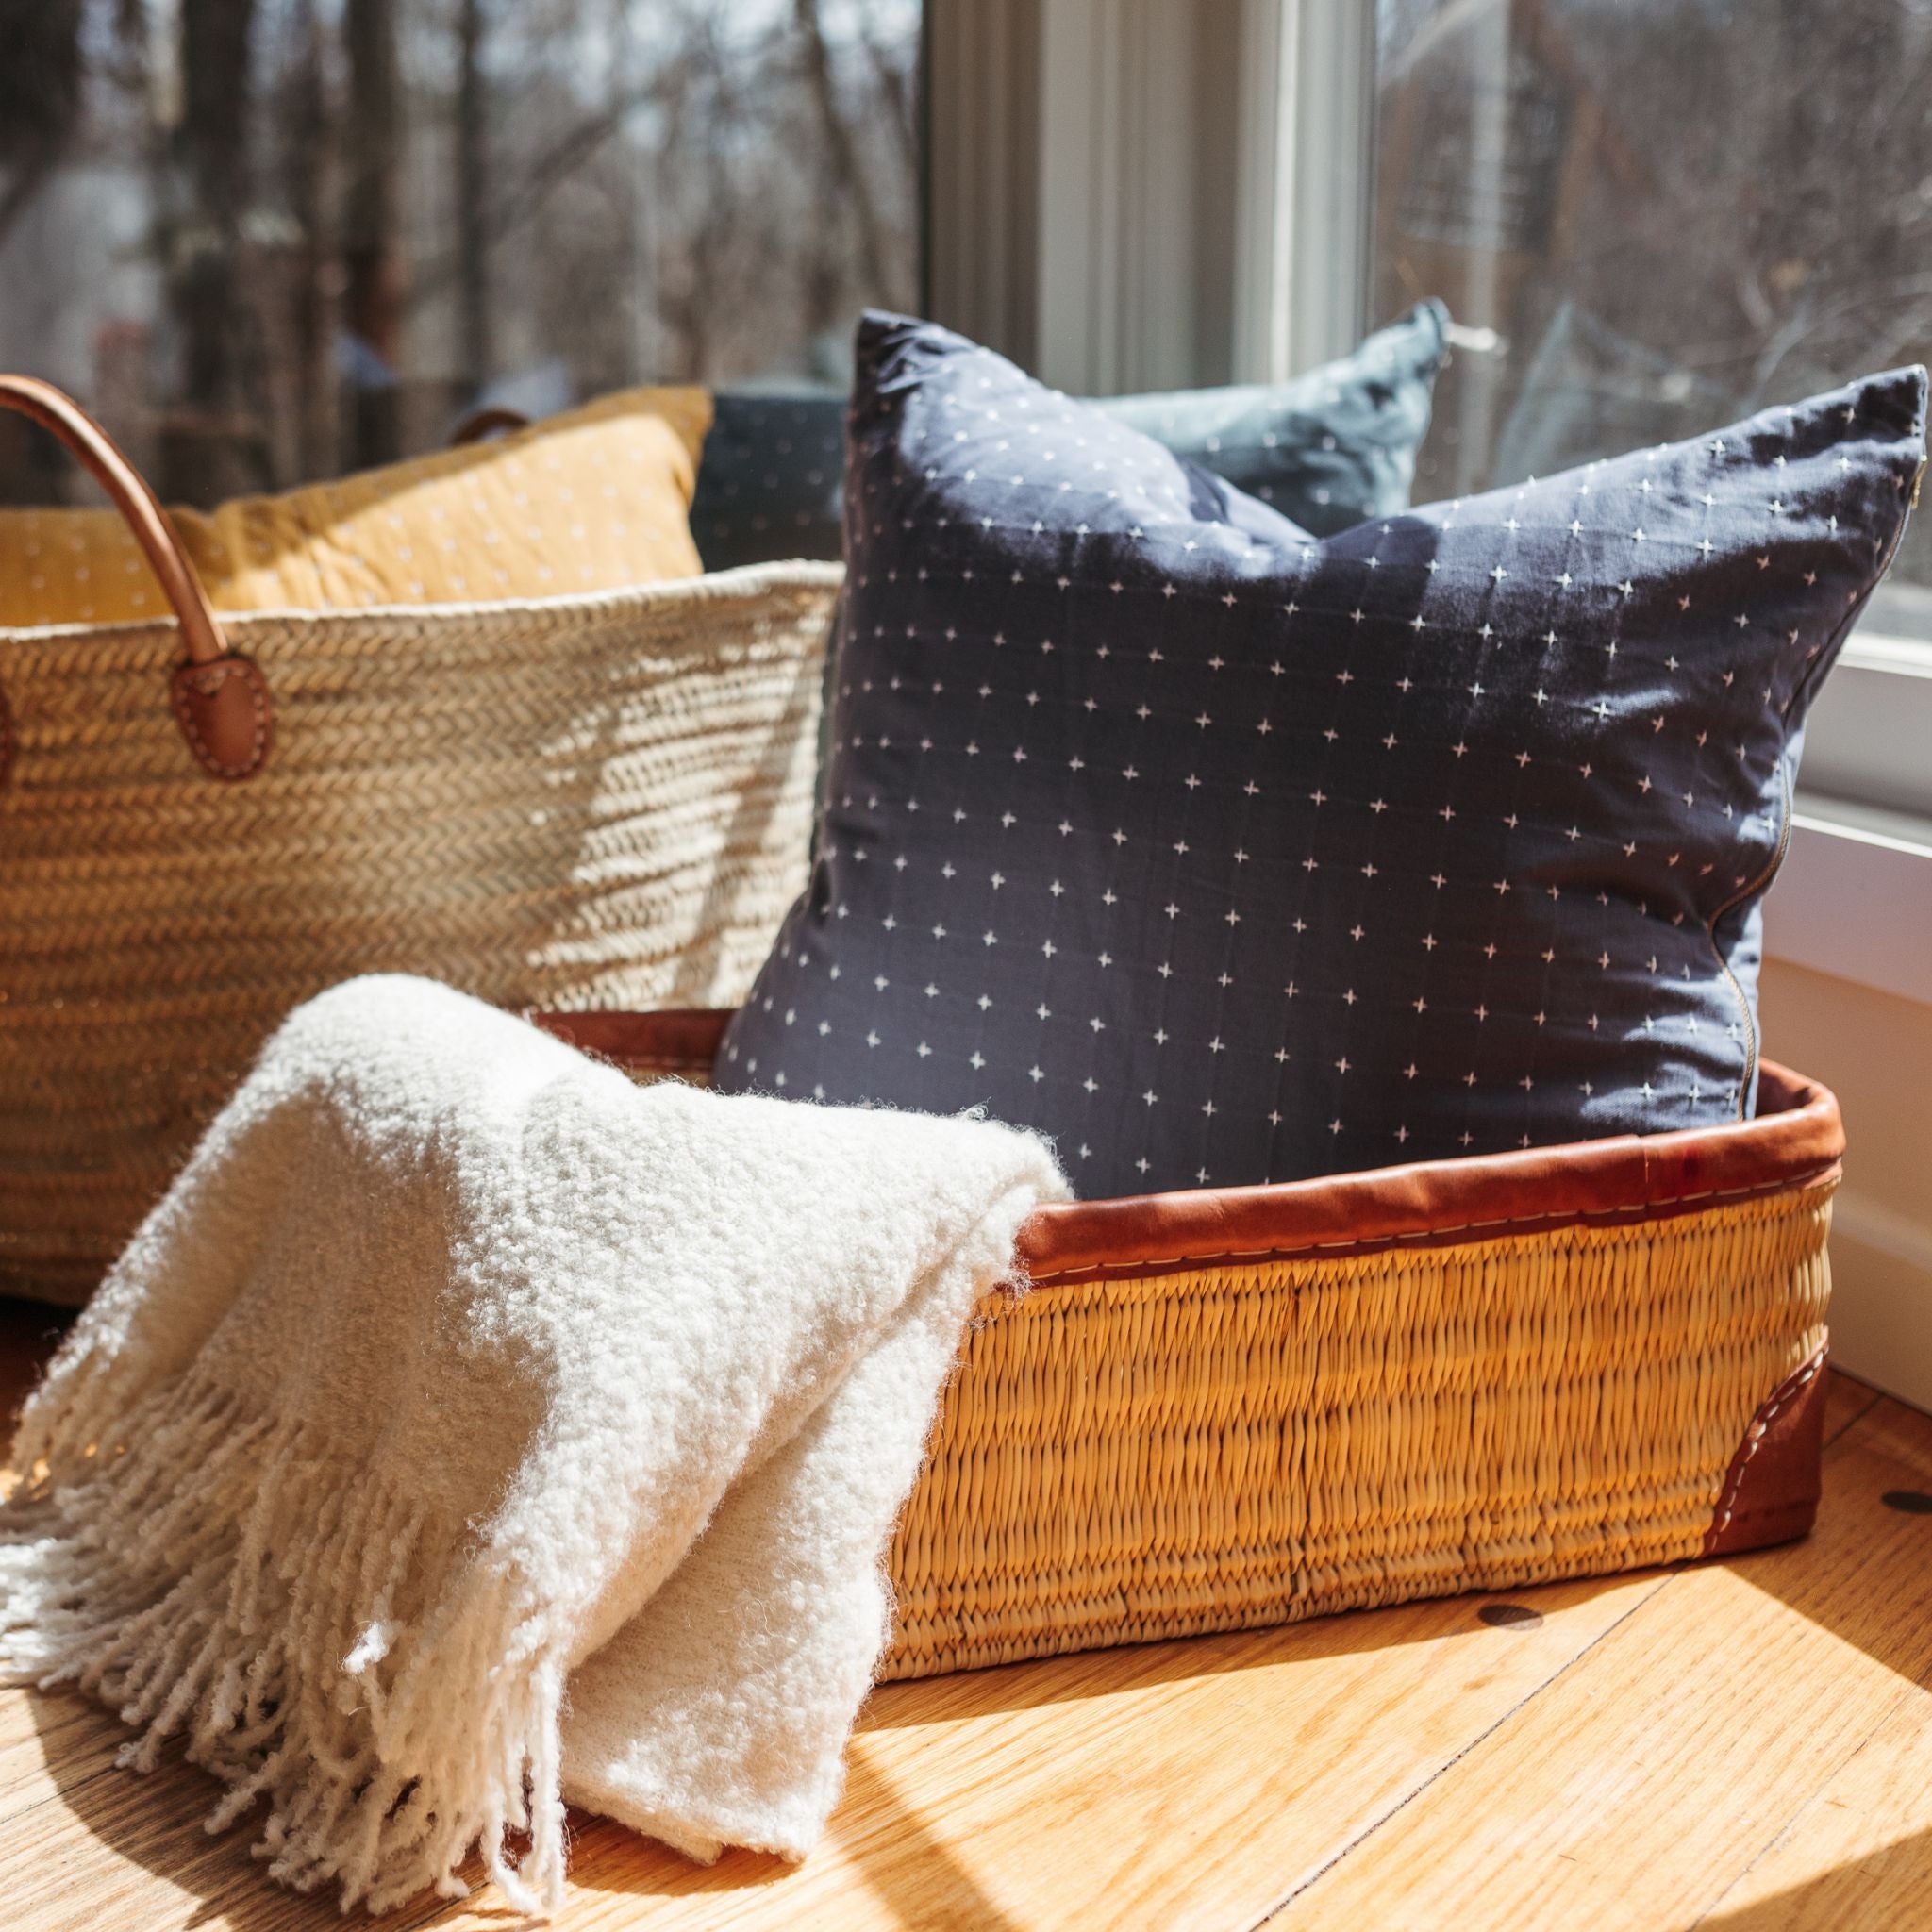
[1706,1351,1825,1542]
[169,658,269,778]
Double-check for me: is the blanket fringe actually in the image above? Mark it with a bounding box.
[0,1366,568,1916]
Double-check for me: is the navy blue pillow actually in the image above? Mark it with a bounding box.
[714,314,1924,1198]
[691,389,849,571]
[687,303,1448,571]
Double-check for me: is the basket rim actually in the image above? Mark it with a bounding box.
[529,1008,1843,1288]
[0,558,845,648]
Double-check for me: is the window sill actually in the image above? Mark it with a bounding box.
[1796,628,1932,821]
[1764,793,1932,1007]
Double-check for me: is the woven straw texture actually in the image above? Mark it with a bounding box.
[0,563,840,1305]
[879,1181,1834,1679]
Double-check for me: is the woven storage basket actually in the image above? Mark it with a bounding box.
[540,1008,1840,1680]
[0,378,839,1305]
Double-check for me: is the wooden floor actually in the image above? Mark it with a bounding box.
[1,1303,1929,1931]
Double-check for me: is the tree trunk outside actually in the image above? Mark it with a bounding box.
[343,0,403,469]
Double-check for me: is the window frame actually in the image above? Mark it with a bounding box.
[1796,629,1932,825]
[923,0,1373,393]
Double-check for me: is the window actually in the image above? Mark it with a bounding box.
[0,0,921,508]
[1370,0,1932,817]
[1373,1,1930,591]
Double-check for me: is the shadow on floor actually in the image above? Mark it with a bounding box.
[1696,1827,1932,1930]
[858,1567,1636,1729]
[550,1754,1029,1932]
[23,1688,1030,1932]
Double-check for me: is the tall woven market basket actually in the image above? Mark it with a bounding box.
[540,1008,1840,1679]
[0,377,840,1304]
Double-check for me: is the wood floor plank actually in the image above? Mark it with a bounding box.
[1690,1680,1932,1929]
[0,1322,1921,1929]
[0,1573,1660,1932]
[0,1713,468,1932]
[1266,1402,1932,1932]
[0,1745,331,1932]
[0,1689,127,1833]
[412,1573,1666,1931]
[1846,1393,1932,1485]
[1821,1368,1882,1446]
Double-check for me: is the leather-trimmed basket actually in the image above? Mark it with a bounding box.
[539,1008,1839,1679]
[0,378,839,1305]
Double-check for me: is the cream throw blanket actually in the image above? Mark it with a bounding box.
[0,976,1066,1915]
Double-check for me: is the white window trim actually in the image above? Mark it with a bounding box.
[924,0,1370,393]
[1778,626,1932,997]
[1230,0,1375,384]
[1769,799,1932,1008]
[928,0,1226,393]
[1797,629,1932,822]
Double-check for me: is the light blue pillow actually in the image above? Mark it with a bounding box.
[689,302,1450,569]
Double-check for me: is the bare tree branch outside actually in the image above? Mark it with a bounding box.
[1374,0,1932,614]
[3,0,1925,625]
[0,0,921,508]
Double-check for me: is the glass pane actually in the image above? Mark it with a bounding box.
[0,0,921,508]
[1374,0,1932,634]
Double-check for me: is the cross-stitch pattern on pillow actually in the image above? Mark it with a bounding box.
[715,314,1924,1198]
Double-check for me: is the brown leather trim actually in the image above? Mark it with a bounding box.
[528,1007,731,1072]
[525,1010,1844,1288]
[0,375,229,669]
[447,404,533,446]
[1702,1344,1829,1557]
[1018,1061,1840,1286]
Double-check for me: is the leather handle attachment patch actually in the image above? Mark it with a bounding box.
[167,655,275,783]
[0,373,275,788]
[1703,1343,1830,1557]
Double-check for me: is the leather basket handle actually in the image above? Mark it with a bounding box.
[447,404,531,447]
[0,375,273,785]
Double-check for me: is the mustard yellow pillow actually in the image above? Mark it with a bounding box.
[0,385,712,626]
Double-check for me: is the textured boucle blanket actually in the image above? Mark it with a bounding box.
[0,976,1066,1915]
